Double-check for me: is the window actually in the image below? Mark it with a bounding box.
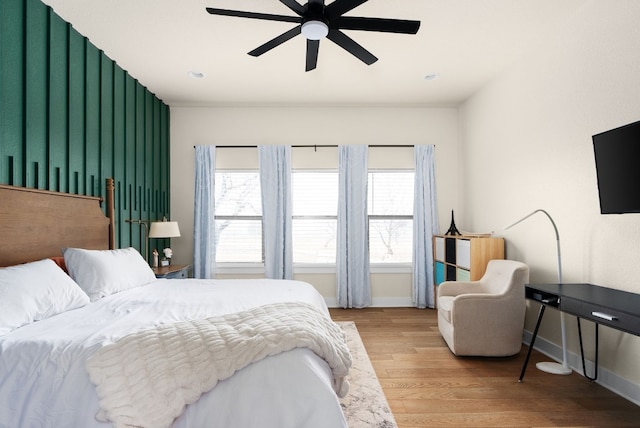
[368,171,414,264]
[292,171,338,264]
[214,171,262,263]
[214,169,414,266]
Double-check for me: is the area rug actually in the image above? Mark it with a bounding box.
[338,321,397,428]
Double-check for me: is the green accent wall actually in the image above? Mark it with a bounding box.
[0,0,171,258]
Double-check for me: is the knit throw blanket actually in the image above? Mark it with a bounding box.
[85,302,352,428]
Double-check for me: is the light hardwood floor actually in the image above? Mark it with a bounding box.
[330,307,640,428]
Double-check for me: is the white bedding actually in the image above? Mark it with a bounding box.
[0,279,349,428]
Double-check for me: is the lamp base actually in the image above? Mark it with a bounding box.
[536,361,572,375]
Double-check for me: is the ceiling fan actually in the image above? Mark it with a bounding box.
[206,0,420,71]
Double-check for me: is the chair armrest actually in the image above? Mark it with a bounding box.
[437,280,481,298]
[451,292,525,328]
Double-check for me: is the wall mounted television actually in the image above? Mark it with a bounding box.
[592,119,640,214]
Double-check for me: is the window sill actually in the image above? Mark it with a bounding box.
[215,263,412,275]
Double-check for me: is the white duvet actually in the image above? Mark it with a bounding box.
[0,279,349,428]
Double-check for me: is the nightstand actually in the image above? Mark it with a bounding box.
[152,264,191,279]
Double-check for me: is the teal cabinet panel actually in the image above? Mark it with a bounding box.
[435,261,445,286]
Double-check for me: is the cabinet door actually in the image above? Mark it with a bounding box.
[456,239,471,269]
[446,264,457,281]
[445,238,456,263]
[434,237,445,262]
[456,268,471,282]
[435,261,445,285]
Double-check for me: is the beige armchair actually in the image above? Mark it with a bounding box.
[437,259,530,357]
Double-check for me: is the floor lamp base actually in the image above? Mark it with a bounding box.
[536,361,572,375]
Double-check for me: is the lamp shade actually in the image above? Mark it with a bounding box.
[149,221,181,238]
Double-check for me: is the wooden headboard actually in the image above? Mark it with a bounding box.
[0,178,115,267]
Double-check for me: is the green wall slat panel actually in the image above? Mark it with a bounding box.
[85,41,101,197]
[25,0,48,189]
[135,82,146,216]
[112,63,128,248]
[48,11,68,192]
[1,0,170,261]
[100,55,114,190]
[68,26,86,194]
[125,74,136,201]
[0,0,25,186]
[145,91,153,218]
[161,105,169,216]
[156,99,161,218]
[112,64,125,186]
[125,74,139,250]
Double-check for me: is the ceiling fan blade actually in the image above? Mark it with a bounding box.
[334,17,420,34]
[325,0,368,20]
[206,8,300,24]
[279,0,305,16]
[248,26,302,57]
[326,29,377,65]
[306,39,320,71]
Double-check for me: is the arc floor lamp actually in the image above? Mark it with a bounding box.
[505,209,572,375]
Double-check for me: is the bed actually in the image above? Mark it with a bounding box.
[0,179,351,428]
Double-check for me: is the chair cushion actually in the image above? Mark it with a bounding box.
[438,296,454,324]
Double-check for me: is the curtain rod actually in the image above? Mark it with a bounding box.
[193,144,421,149]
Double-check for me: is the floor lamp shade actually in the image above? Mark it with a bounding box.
[504,209,572,376]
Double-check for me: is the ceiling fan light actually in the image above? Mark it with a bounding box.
[301,20,329,40]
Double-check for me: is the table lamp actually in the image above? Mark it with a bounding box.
[149,218,181,266]
[149,219,181,239]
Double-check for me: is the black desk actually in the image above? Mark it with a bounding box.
[520,283,640,381]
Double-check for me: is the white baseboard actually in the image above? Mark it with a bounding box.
[325,296,415,308]
[523,329,640,406]
[371,297,415,307]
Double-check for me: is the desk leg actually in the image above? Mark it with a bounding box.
[577,318,599,381]
[519,304,546,382]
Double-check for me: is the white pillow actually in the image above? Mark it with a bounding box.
[0,259,90,336]
[63,247,156,301]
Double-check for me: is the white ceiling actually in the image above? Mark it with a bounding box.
[41,0,587,107]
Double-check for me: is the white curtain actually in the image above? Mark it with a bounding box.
[259,145,293,280]
[193,145,216,279]
[413,144,439,308]
[336,145,371,308]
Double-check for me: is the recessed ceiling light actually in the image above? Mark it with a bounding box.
[424,73,440,81]
[188,71,205,79]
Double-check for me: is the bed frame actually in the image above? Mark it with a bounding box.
[0,178,115,267]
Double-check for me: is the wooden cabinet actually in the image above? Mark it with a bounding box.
[434,235,504,292]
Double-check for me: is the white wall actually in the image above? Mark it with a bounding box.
[460,1,640,400]
[170,106,459,305]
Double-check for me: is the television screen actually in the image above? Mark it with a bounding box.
[592,120,640,214]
